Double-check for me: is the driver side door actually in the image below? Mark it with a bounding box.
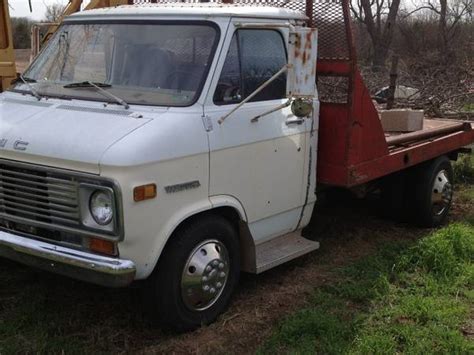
[205,23,311,243]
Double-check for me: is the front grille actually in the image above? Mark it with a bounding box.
[0,161,80,228]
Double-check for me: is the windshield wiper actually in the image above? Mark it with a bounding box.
[63,81,129,109]
[16,75,42,101]
[63,81,111,89]
[12,75,36,84]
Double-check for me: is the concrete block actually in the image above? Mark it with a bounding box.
[380,109,424,132]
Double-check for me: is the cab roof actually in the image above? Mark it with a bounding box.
[66,3,308,21]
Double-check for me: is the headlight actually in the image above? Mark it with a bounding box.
[89,190,114,225]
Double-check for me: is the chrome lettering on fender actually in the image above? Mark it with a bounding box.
[13,140,29,151]
[165,181,201,194]
[0,139,30,151]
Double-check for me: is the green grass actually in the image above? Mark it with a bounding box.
[459,186,474,201]
[260,223,474,354]
[462,103,474,112]
[457,184,474,225]
[454,153,474,184]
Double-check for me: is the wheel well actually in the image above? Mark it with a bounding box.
[179,207,241,232]
[448,151,459,161]
[163,206,244,254]
[154,206,254,274]
[379,154,453,186]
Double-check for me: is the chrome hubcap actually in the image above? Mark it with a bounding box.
[432,169,453,216]
[181,240,229,311]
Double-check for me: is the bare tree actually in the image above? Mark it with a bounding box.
[11,17,33,49]
[44,3,65,23]
[431,0,472,57]
[351,0,402,69]
[401,0,473,58]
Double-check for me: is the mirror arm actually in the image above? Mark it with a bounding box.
[218,64,291,125]
[250,99,293,123]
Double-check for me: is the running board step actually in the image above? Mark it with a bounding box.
[255,231,320,274]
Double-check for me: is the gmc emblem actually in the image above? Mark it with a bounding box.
[0,139,29,151]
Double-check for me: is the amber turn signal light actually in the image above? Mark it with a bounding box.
[89,238,116,256]
[134,183,157,202]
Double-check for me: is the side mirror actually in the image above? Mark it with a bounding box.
[287,27,318,99]
[291,98,313,118]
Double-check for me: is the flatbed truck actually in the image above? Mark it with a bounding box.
[0,0,472,330]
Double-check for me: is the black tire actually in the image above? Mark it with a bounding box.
[380,171,409,221]
[408,156,454,227]
[143,215,240,332]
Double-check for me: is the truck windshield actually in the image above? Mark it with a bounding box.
[14,21,219,107]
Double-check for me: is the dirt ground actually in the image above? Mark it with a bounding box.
[4,187,472,354]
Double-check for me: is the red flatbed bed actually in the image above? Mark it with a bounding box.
[320,118,474,187]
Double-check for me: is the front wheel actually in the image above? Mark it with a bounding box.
[143,215,240,331]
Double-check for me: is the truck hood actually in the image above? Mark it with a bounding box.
[0,95,154,174]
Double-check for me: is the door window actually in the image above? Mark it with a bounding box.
[214,29,287,105]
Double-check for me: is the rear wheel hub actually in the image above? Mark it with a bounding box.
[431,169,453,216]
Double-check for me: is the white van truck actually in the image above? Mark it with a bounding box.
[0,4,320,330]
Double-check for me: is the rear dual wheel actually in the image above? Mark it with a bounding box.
[410,156,454,227]
[381,155,454,227]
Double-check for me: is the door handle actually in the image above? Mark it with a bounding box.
[285,118,305,126]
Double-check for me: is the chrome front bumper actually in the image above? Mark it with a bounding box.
[0,230,136,287]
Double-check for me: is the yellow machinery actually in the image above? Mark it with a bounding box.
[0,0,16,91]
[0,0,128,92]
